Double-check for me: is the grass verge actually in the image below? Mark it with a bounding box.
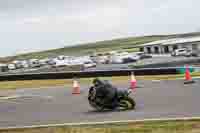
[0,72,199,90]
[1,119,200,133]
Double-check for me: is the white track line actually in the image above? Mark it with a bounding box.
[19,94,53,99]
[0,95,21,100]
[0,94,53,100]
[152,80,161,82]
[177,77,200,79]
[1,117,200,130]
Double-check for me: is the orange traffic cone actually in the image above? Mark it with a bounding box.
[72,79,81,94]
[184,65,195,84]
[130,72,137,90]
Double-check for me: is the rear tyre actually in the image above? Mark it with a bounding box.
[119,97,136,110]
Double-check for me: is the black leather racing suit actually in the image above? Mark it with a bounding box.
[93,78,118,108]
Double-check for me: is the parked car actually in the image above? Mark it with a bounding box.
[109,52,137,64]
[38,58,49,66]
[12,60,23,69]
[20,60,29,68]
[171,48,188,56]
[28,59,41,68]
[171,48,199,57]
[130,54,140,61]
[83,61,96,68]
[122,57,137,63]
[8,64,16,70]
[0,64,9,72]
[109,55,124,64]
[53,59,69,67]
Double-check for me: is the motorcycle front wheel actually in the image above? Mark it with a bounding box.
[119,97,136,110]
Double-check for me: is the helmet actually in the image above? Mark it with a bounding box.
[93,78,102,85]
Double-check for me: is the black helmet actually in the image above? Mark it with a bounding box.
[93,78,102,85]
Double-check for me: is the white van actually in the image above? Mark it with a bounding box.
[8,64,16,70]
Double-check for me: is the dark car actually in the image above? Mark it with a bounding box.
[191,51,199,57]
[122,58,137,63]
[135,52,152,59]
[140,54,152,59]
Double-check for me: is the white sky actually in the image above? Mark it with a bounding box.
[0,0,199,57]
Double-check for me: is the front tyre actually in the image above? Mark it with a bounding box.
[88,87,96,101]
[89,100,104,111]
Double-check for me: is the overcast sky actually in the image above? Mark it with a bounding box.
[0,0,199,57]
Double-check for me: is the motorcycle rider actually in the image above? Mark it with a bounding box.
[92,78,119,108]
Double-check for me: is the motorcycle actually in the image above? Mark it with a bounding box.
[88,78,136,111]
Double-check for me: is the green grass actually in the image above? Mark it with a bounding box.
[1,119,200,133]
[0,72,199,90]
[124,48,140,53]
[3,31,200,62]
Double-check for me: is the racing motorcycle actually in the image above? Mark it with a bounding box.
[88,78,136,111]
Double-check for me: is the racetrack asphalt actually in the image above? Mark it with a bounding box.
[0,79,200,128]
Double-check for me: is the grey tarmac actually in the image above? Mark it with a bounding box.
[0,79,199,128]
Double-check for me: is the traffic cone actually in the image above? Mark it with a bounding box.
[72,79,81,94]
[184,65,195,84]
[130,72,137,90]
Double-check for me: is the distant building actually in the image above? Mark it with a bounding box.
[138,37,200,54]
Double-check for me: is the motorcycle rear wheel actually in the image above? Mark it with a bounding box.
[119,97,135,110]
